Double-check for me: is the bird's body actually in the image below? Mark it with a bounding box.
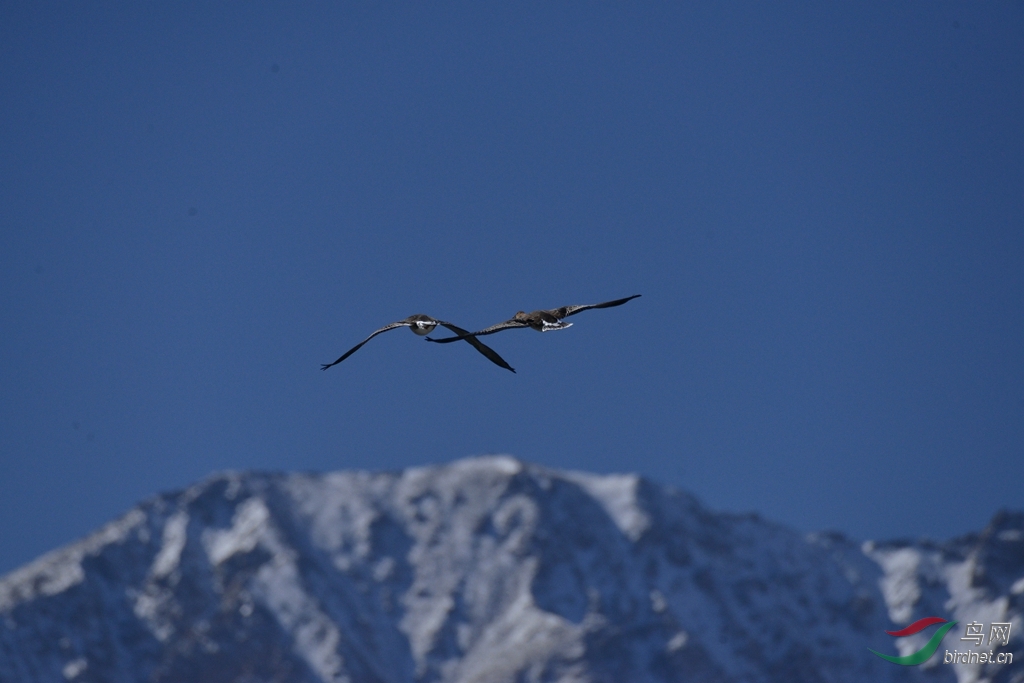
[403,314,442,336]
[426,294,641,343]
[509,309,574,332]
[321,314,515,372]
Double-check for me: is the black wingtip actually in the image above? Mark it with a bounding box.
[320,364,331,371]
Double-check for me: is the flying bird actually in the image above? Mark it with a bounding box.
[321,314,515,372]
[426,295,641,343]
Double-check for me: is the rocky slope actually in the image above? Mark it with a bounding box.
[0,457,1020,682]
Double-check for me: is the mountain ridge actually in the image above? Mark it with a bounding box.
[1,456,1020,683]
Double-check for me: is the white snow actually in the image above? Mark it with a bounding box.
[666,631,688,652]
[0,509,144,610]
[254,558,350,683]
[61,657,87,680]
[869,546,922,624]
[563,471,650,541]
[203,497,271,566]
[151,510,188,579]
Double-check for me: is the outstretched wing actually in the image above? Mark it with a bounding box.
[558,294,641,318]
[436,321,516,373]
[426,318,529,344]
[320,321,410,370]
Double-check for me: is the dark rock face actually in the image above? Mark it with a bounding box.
[0,457,1020,683]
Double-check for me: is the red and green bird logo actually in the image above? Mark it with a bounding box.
[870,617,958,665]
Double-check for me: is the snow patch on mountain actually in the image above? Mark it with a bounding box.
[0,508,145,611]
[563,470,650,541]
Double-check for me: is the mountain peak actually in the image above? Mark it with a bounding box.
[1,457,1019,682]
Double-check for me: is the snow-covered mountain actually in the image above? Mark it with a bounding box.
[0,457,1020,683]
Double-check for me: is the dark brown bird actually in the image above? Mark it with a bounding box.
[426,295,641,343]
[321,314,515,372]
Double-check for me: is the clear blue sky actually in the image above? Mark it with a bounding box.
[1,1,1021,575]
